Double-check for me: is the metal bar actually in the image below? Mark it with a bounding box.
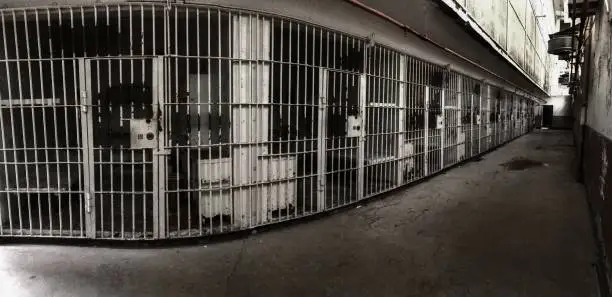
[478,86,482,153]
[34,9,58,235]
[186,7,192,236]
[397,55,405,186]
[82,59,96,238]
[317,69,328,211]
[424,85,429,177]
[470,93,474,156]
[223,9,230,232]
[22,9,41,235]
[129,6,136,240]
[357,74,366,200]
[77,58,87,237]
[196,7,202,236]
[11,10,27,235]
[440,81,445,169]
[0,10,11,234]
[67,7,79,235]
[154,56,165,239]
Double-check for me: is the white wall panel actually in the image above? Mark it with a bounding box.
[462,0,552,93]
[509,0,527,26]
[508,7,526,67]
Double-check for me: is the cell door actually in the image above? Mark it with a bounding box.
[81,57,164,239]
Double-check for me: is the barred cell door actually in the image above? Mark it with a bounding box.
[81,57,165,239]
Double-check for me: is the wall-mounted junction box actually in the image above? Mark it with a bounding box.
[130,119,157,149]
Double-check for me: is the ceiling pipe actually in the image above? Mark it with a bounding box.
[344,0,547,104]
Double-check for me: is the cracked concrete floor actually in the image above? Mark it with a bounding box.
[0,130,598,297]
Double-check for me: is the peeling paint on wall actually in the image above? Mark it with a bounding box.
[586,0,612,139]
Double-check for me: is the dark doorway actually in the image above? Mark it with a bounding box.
[542,105,553,128]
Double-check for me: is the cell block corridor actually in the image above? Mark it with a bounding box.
[0,4,537,240]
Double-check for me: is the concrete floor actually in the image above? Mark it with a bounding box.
[0,130,598,297]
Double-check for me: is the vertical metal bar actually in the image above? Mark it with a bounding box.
[204,8,211,234]
[310,25,315,213]
[373,47,378,193]
[102,59,109,238]
[154,56,165,239]
[470,92,474,156]
[386,49,391,190]
[247,14,256,227]
[344,36,350,203]
[18,9,39,235]
[47,8,60,234]
[342,44,347,202]
[0,93,7,235]
[302,23,308,216]
[223,9,229,232]
[397,55,405,186]
[261,16,271,224]
[11,10,27,235]
[0,11,10,235]
[294,21,300,218]
[195,7,202,236]
[275,18,283,217]
[152,56,160,239]
[440,83,445,169]
[67,7,80,236]
[21,9,38,235]
[330,32,336,207]
[81,59,96,238]
[357,74,366,200]
[185,7,192,235]
[77,7,86,236]
[140,6,146,238]
[129,5,136,240]
[317,69,328,211]
[478,85,482,153]
[251,14,257,226]
[371,46,377,195]
[171,6,179,236]
[423,85,429,177]
[341,36,348,203]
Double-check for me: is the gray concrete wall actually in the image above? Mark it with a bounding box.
[581,1,612,291]
[585,2,612,139]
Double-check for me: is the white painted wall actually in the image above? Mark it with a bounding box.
[448,0,557,92]
[548,58,570,96]
[546,95,572,116]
